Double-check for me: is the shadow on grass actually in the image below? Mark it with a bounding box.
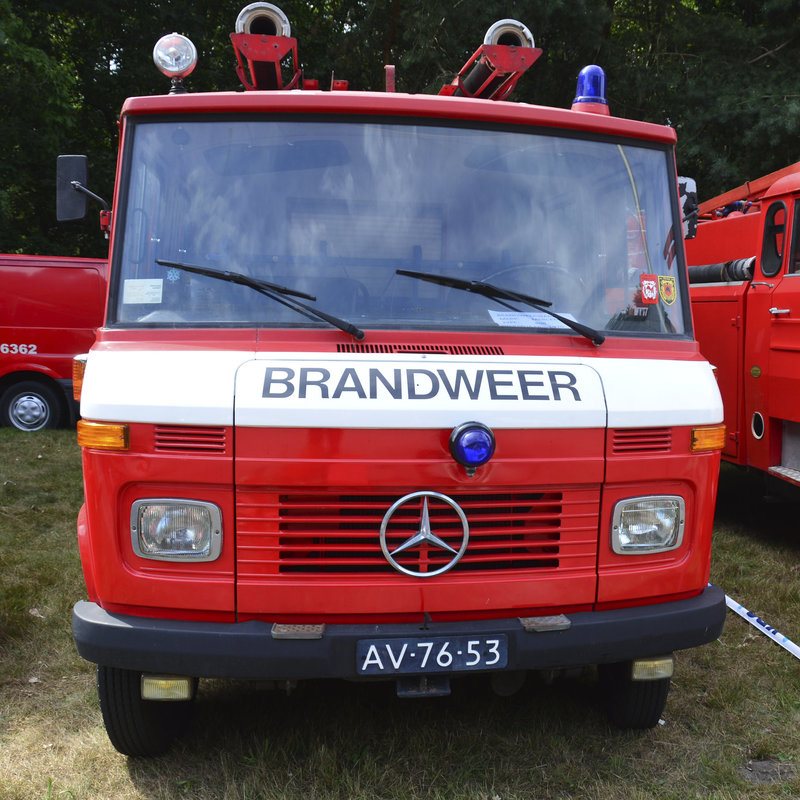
[125,672,612,799]
[714,463,800,553]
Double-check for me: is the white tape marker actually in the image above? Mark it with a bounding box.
[725,593,800,661]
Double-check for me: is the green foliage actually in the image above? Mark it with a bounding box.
[2,0,800,256]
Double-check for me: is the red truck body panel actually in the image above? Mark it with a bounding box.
[0,254,106,430]
[687,167,800,485]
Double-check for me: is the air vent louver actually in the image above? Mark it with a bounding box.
[612,428,672,455]
[337,343,504,355]
[154,426,227,454]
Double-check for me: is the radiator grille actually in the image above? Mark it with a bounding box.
[237,489,598,577]
[612,427,672,455]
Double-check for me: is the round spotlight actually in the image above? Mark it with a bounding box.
[449,422,495,475]
[153,33,198,80]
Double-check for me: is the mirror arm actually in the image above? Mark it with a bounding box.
[70,181,109,212]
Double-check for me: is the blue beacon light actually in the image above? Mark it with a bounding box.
[571,65,610,115]
[449,422,496,477]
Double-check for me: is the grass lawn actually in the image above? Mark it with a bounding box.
[1,429,798,799]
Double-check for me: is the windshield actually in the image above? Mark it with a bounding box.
[112,117,688,337]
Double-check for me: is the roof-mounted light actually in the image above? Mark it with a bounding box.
[153,33,198,92]
[571,64,610,115]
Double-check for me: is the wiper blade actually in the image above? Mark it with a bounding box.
[397,268,551,308]
[397,268,604,345]
[156,259,316,300]
[156,259,365,341]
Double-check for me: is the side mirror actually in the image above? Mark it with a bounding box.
[57,155,89,221]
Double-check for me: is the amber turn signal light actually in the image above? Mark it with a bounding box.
[690,424,726,452]
[72,355,87,402]
[77,420,129,451]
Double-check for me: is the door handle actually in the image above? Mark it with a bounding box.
[769,307,791,315]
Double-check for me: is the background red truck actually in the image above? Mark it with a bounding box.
[0,254,106,431]
[686,163,800,490]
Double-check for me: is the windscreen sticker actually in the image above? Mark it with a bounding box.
[488,310,571,329]
[122,278,163,304]
[640,274,658,304]
[658,275,677,305]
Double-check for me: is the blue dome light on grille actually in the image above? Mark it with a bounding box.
[449,422,495,476]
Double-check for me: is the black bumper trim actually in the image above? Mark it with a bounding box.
[73,585,726,680]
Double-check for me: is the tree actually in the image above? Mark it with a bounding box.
[0,1,82,253]
[3,0,800,256]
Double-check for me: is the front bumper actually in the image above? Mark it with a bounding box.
[73,585,726,680]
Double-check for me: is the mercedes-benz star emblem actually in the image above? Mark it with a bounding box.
[379,491,469,578]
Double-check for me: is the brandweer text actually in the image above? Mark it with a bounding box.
[262,367,582,402]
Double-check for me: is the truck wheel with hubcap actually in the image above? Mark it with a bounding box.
[97,666,196,757]
[0,380,63,431]
[599,661,671,729]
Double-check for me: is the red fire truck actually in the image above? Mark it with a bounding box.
[686,163,800,489]
[0,254,106,431]
[61,4,727,756]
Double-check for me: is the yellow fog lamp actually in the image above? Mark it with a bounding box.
[141,675,194,701]
[77,420,129,451]
[691,424,727,452]
[631,655,674,681]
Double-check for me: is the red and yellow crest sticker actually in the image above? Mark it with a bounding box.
[640,274,658,305]
[658,276,677,305]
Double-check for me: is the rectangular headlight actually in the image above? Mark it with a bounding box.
[131,499,222,561]
[611,496,685,554]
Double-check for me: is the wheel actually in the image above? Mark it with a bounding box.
[0,380,64,431]
[598,661,671,729]
[97,666,196,757]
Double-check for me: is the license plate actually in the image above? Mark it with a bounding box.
[356,634,508,675]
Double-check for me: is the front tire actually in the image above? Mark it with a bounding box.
[97,666,196,757]
[599,661,670,729]
[0,380,64,431]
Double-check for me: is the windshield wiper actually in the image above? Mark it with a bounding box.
[156,259,365,341]
[396,268,604,345]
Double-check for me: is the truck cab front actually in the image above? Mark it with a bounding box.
[67,4,726,756]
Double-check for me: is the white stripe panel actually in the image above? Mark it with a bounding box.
[81,349,722,429]
[598,357,722,428]
[80,349,254,425]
